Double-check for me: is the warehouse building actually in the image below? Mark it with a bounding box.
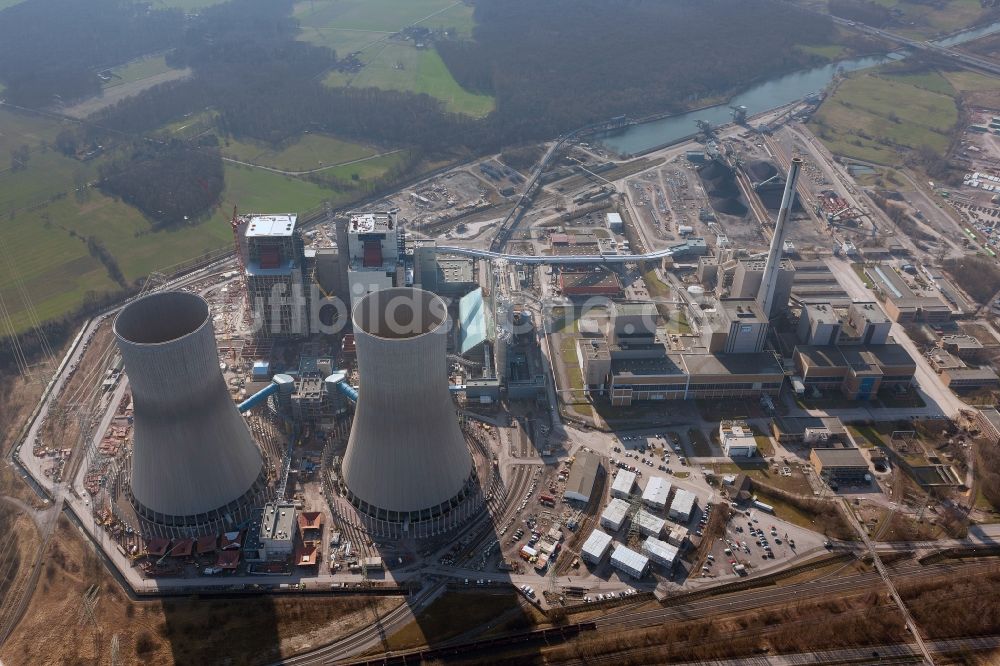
[641,476,671,511]
[559,269,622,297]
[580,529,614,565]
[601,498,631,532]
[864,264,951,323]
[642,537,679,568]
[610,545,649,579]
[564,450,602,503]
[794,344,916,400]
[975,408,1000,445]
[668,489,697,522]
[611,469,637,499]
[635,509,666,538]
[810,448,870,485]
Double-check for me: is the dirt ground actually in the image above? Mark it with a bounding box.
[0,516,403,666]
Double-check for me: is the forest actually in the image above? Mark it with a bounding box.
[0,0,184,107]
[98,141,225,226]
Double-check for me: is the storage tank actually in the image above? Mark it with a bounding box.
[114,291,266,536]
[340,287,475,537]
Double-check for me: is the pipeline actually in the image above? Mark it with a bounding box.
[238,382,278,412]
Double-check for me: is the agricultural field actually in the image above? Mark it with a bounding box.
[102,55,177,89]
[220,133,381,173]
[297,0,493,116]
[808,65,959,164]
[875,0,995,39]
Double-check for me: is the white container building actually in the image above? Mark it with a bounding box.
[610,545,649,579]
[580,529,613,565]
[668,489,697,522]
[611,469,637,499]
[641,476,672,511]
[600,498,631,532]
[642,537,679,568]
[635,509,665,538]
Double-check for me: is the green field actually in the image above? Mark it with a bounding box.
[328,42,493,116]
[297,0,493,116]
[865,0,991,39]
[941,69,1000,92]
[796,43,848,60]
[103,55,177,89]
[220,133,381,172]
[808,66,959,164]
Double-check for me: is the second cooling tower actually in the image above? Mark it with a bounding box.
[114,291,267,537]
[341,287,475,530]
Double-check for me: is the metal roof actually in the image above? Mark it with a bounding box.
[670,489,696,516]
[635,509,665,535]
[564,450,602,502]
[601,497,630,527]
[642,476,671,506]
[581,529,613,560]
[611,469,636,496]
[642,537,678,566]
[610,545,649,575]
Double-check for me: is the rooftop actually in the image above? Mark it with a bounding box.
[804,302,840,325]
[581,529,613,558]
[565,450,602,501]
[641,476,671,506]
[261,502,296,542]
[246,214,297,238]
[601,497,631,526]
[941,334,984,350]
[349,212,394,234]
[642,536,679,564]
[611,544,649,573]
[812,448,868,468]
[681,352,784,378]
[611,469,637,496]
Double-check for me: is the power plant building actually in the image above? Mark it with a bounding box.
[237,214,308,337]
[337,287,479,538]
[346,212,404,307]
[112,291,268,537]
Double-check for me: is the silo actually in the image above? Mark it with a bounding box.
[340,287,475,536]
[114,291,266,536]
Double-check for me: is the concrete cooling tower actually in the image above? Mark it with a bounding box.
[114,291,267,537]
[340,287,477,537]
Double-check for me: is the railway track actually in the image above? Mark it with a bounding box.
[598,559,1000,631]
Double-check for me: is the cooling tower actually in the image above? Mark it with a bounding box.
[341,287,475,530]
[114,291,266,535]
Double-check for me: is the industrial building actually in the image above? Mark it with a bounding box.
[337,288,479,538]
[771,416,849,446]
[798,302,892,347]
[345,212,404,306]
[641,476,671,511]
[111,291,269,538]
[610,545,649,579]
[601,497,631,532]
[611,469,637,499]
[731,258,795,320]
[794,344,916,400]
[668,489,696,522]
[864,264,951,323]
[259,502,296,559]
[642,537,679,568]
[236,214,308,337]
[581,529,613,564]
[810,448,870,485]
[719,421,757,457]
[665,525,689,548]
[975,408,1000,445]
[565,450,602,503]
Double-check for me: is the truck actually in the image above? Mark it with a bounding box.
[539,494,556,507]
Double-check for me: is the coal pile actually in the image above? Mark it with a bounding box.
[746,159,778,183]
[697,159,748,218]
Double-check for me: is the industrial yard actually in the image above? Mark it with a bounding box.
[6,24,1000,665]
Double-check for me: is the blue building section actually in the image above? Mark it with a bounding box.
[458,288,492,355]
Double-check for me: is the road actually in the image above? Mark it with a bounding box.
[220,150,404,177]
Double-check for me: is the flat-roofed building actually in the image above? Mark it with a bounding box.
[941,334,986,362]
[720,420,757,457]
[771,416,848,446]
[810,448,870,485]
[731,258,795,319]
[260,502,296,559]
[941,366,1000,390]
[975,408,1000,445]
[641,476,672,511]
[610,302,659,346]
[635,509,666,537]
[699,299,769,354]
[794,344,915,399]
[681,352,786,399]
[865,264,951,323]
[798,302,841,346]
[578,338,612,396]
[642,537,679,568]
[601,498,631,532]
[611,469,637,499]
[668,489,696,522]
[559,269,622,297]
[580,529,613,564]
[845,302,891,345]
[610,545,649,579]
[564,450,602,503]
